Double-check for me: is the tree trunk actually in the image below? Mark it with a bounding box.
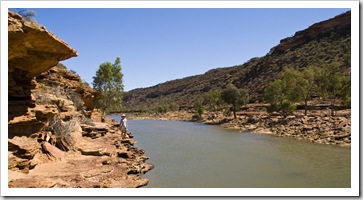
[304,99,308,116]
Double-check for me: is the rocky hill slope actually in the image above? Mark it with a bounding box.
[123,11,351,111]
[8,11,152,188]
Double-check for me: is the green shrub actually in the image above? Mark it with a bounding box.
[192,113,201,121]
[280,100,296,117]
[194,102,205,118]
[169,102,180,111]
[155,105,168,113]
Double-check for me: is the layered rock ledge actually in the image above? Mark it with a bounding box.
[8,10,153,188]
[9,118,154,188]
[8,11,78,100]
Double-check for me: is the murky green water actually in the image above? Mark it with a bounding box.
[109,117,351,188]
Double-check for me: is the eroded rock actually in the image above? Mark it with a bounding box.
[7,10,152,188]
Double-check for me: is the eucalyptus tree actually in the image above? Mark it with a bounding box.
[204,88,223,111]
[316,62,350,116]
[92,57,124,115]
[263,67,300,117]
[221,84,249,119]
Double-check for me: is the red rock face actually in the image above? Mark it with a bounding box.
[8,10,78,139]
[8,11,77,81]
[7,11,153,188]
[8,10,78,115]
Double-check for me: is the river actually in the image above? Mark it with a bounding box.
[109,117,351,188]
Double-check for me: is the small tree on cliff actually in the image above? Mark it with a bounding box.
[92,57,124,115]
[221,84,248,119]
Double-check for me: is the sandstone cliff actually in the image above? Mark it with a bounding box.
[8,11,153,188]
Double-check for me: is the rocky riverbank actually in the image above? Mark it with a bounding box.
[126,105,351,148]
[8,10,153,188]
[9,113,154,188]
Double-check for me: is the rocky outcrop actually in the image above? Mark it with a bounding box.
[8,10,78,138]
[273,11,351,54]
[9,121,154,188]
[8,10,153,188]
[8,11,77,100]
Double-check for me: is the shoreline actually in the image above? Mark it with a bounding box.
[8,111,154,188]
[118,108,351,148]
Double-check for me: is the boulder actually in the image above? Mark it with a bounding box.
[41,142,65,159]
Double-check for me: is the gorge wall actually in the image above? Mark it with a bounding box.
[7,11,153,188]
[123,11,351,110]
[8,11,78,138]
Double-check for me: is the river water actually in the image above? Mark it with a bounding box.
[109,117,351,188]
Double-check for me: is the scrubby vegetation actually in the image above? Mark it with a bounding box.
[122,11,351,120]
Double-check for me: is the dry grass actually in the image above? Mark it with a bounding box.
[48,115,78,150]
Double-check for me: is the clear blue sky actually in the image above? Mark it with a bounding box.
[26,8,350,91]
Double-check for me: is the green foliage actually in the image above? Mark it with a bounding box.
[280,100,297,117]
[264,66,322,116]
[192,113,202,121]
[264,69,298,116]
[263,79,285,106]
[92,57,124,115]
[189,100,205,121]
[280,68,301,102]
[316,62,351,115]
[155,105,169,113]
[152,102,179,113]
[340,76,351,107]
[266,103,280,114]
[288,66,321,115]
[221,84,248,119]
[223,108,232,117]
[193,101,206,120]
[204,88,223,111]
[169,102,180,111]
[266,100,296,117]
[264,62,350,116]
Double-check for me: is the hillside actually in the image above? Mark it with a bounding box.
[123,11,351,112]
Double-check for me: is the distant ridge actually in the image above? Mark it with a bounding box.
[123,11,351,112]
